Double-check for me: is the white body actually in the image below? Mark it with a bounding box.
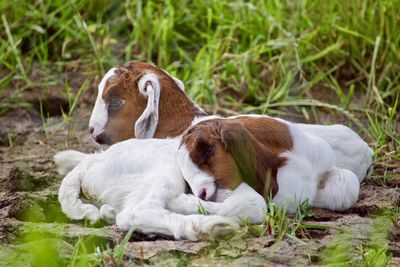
[57,138,237,240]
[88,67,372,183]
[177,116,360,214]
[55,65,373,235]
[57,117,362,234]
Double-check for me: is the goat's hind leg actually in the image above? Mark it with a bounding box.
[58,166,100,223]
[116,203,237,241]
[313,167,359,211]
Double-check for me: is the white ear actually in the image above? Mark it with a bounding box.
[135,73,160,139]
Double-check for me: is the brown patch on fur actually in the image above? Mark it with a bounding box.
[100,61,206,144]
[182,116,293,197]
[182,126,243,190]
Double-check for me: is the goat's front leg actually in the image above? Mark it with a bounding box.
[167,183,267,224]
[115,201,238,240]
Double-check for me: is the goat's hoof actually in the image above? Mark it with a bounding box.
[82,204,100,223]
[115,212,133,230]
[100,204,116,224]
[211,223,237,240]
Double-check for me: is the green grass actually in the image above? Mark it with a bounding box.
[1,0,398,150]
[1,1,398,187]
[321,207,399,267]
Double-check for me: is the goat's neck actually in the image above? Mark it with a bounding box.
[154,90,207,138]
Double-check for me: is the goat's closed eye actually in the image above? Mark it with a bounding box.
[196,141,214,165]
[108,99,125,110]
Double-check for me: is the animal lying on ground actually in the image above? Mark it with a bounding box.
[80,61,372,181]
[174,116,360,214]
[58,137,242,240]
[55,61,373,239]
[56,114,361,240]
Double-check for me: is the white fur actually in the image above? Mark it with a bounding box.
[313,168,359,211]
[56,67,372,236]
[271,122,357,213]
[178,117,361,214]
[177,146,217,200]
[193,114,373,182]
[296,123,373,181]
[56,119,363,235]
[88,69,372,182]
[54,150,89,176]
[89,68,117,139]
[57,139,238,240]
[135,73,161,139]
[168,183,268,224]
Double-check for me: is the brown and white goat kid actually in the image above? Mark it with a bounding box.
[80,61,371,181]
[55,62,371,235]
[89,61,205,144]
[57,104,237,240]
[175,116,360,215]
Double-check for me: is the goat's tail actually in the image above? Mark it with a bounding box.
[58,163,99,222]
[313,168,360,211]
[54,150,89,175]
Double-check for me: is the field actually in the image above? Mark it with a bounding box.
[0,0,399,266]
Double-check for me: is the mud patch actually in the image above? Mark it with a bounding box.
[347,184,400,217]
[30,96,69,118]
[0,110,41,147]
[0,164,54,192]
[309,184,400,223]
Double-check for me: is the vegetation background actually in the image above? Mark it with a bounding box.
[0,0,399,266]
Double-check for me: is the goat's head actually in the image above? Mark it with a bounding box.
[178,116,293,201]
[89,61,205,145]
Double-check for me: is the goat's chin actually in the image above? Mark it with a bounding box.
[214,188,233,202]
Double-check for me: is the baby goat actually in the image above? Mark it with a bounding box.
[58,131,237,241]
[83,61,372,182]
[176,116,360,214]
[55,62,372,237]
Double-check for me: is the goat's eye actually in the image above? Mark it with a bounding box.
[204,145,214,156]
[108,99,125,110]
[197,142,214,165]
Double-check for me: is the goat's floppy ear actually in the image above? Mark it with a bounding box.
[220,123,259,190]
[220,122,277,197]
[135,73,160,139]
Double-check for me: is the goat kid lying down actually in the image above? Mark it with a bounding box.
[82,61,372,182]
[57,138,241,241]
[57,114,361,240]
[55,62,371,239]
[169,115,360,216]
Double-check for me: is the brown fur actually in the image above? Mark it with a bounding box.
[182,116,293,198]
[100,61,206,144]
[182,123,243,190]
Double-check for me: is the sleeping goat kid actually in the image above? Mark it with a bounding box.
[58,137,238,240]
[78,61,371,182]
[173,116,360,215]
[55,61,370,233]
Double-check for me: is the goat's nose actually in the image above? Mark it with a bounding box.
[94,132,112,145]
[199,188,207,201]
[89,127,94,134]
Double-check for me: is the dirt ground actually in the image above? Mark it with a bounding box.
[0,94,399,266]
